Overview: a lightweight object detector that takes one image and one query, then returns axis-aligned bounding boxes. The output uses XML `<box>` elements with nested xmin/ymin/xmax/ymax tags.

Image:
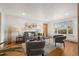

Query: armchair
<box><xmin>26</xmin><ymin>41</ymin><xmax>45</xmax><ymax>56</ymax></box>
<box><xmin>54</xmin><ymin>35</ymin><xmax>66</xmax><ymax>46</ymax></box>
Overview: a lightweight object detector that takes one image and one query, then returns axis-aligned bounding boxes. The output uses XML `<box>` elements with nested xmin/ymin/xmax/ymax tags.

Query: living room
<box><xmin>0</xmin><ymin>3</ymin><xmax>78</xmax><ymax>56</ymax></box>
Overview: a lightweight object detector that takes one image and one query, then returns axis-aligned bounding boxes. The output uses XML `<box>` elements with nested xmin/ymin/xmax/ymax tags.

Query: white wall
<box><xmin>37</xmin><ymin>24</ymin><xmax>43</xmax><ymax>33</ymax></box>
<box><xmin>4</xmin><ymin>14</ymin><xmax>26</xmax><ymax>41</ymax></box>
<box><xmin>0</xmin><ymin>12</ymin><xmax>6</xmax><ymax>48</ymax></box>
<box><xmin>0</xmin><ymin>5</ymin><xmax>6</xmax><ymax>48</ymax></box>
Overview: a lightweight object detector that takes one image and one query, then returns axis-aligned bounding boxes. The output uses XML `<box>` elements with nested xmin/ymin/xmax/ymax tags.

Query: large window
<box><xmin>54</xmin><ymin>20</ymin><xmax>73</xmax><ymax>34</ymax></box>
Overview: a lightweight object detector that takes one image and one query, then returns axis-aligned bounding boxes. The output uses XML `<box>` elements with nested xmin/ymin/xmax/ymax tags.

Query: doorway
<box><xmin>43</xmin><ymin>23</ymin><xmax>48</xmax><ymax>37</ymax></box>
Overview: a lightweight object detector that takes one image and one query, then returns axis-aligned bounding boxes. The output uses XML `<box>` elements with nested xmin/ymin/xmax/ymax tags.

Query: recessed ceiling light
<box><xmin>64</xmin><ymin>13</ymin><xmax>69</xmax><ymax>16</ymax></box>
<box><xmin>22</xmin><ymin>13</ymin><xmax>26</xmax><ymax>16</ymax></box>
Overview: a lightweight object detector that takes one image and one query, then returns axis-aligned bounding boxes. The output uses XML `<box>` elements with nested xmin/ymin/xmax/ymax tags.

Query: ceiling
<box><xmin>0</xmin><ymin>3</ymin><xmax>77</xmax><ymax>23</ymax></box>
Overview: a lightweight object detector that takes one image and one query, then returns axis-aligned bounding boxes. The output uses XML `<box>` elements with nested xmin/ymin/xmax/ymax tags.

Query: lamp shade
<box><xmin>16</xmin><ymin>28</ymin><xmax>21</xmax><ymax>32</ymax></box>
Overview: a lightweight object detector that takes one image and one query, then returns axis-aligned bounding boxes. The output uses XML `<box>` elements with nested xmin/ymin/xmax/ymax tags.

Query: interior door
<box><xmin>43</xmin><ymin>23</ymin><xmax>48</xmax><ymax>37</ymax></box>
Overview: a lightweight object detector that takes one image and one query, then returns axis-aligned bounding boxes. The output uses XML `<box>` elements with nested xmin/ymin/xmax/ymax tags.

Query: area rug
<box><xmin>0</xmin><ymin>47</ymin><xmax>22</xmax><ymax>56</ymax></box>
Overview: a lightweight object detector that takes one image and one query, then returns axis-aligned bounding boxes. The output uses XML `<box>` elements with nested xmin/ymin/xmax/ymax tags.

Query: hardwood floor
<box><xmin>0</xmin><ymin>42</ymin><xmax>64</xmax><ymax>56</ymax></box>
<box><xmin>48</xmin><ymin>47</ymin><xmax>64</xmax><ymax>56</ymax></box>
<box><xmin>0</xmin><ymin>39</ymin><xmax>78</xmax><ymax>56</ymax></box>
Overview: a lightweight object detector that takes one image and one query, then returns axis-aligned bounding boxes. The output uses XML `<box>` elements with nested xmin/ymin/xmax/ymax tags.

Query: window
<box><xmin>54</xmin><ymin>20</ymin><xmax>73</xmax><ymax>34</ymax></box>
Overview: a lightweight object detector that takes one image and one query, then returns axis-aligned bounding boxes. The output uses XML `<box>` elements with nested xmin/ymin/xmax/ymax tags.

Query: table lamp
<box><xmin>16</xmin><ymin>28</ymin><xmax>21</xmax><ymax>36</ymax></box>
